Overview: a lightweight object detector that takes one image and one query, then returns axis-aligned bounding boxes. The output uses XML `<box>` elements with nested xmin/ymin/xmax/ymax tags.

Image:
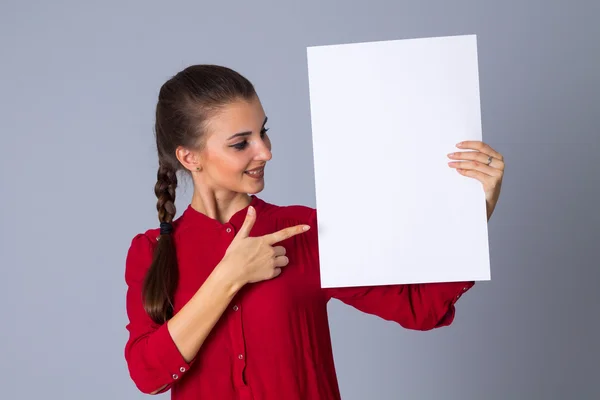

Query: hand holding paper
<box><xmin>447</xmin><ymin>140</ymin><xmax>505</xmax><ymax>220</ymax></box>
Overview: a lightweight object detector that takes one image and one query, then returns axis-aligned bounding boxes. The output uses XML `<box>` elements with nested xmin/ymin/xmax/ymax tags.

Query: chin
<box><xmin>246</xmin><ymin>185</ymin><xmax>265</xmax><ymax>195</ymax></box>
<box><xmin>244</xmin><ymin>180</ymin><xmax>265</xmax><ymax>195</ymax></box>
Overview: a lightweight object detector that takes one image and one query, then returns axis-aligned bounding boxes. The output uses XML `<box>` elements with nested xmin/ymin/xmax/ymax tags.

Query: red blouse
<box><xmin>124</xmin><ymin>195</ymin><xmax>474</xmax><ymax>399</ymax></box>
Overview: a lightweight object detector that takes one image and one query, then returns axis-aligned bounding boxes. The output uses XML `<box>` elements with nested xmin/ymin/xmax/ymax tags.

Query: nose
<box><xmin>254</xmin><ymin>137</ymin><xmax>272</xmax><ymax>161</ymax></box>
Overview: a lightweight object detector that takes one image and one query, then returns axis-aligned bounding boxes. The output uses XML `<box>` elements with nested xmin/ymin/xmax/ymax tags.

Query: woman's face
<box><xmin>195</xmin><ymin>95</ymin><xmax>272</xmax><ymax>195</ymax></box>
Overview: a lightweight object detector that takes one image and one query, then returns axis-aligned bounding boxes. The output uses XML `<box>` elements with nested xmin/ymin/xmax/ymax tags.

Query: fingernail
<box><xmin>457</xmin><ymin>142</ymin><xmax>463</xmax><ymax>147</ymax></box>
<box><xmin>248</xmin><ymin>206</ymin><xmax>254</xmax><ymax>214</ymax></box>
<box><xmin>303</xmin><ymin>225</ymin><xmax>310</xmax><ymax>231</ymax></box>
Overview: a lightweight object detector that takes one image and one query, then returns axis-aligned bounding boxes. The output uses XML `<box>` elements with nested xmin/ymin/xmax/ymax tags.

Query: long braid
<box><xmin>142</xmin><ymin>163</ymin><xmax>179</xmax><ymax>323</ymax></box>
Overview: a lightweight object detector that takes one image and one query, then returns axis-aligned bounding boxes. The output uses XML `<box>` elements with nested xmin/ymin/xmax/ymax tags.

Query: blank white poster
<box><xmin>306</xmin><ymin>34</ymin><xmax>491</xmax><ymax>288</ymax></box>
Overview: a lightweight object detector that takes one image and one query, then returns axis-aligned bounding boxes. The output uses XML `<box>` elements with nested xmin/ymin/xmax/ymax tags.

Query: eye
<box><xmin>231</xmin><ymin>141</ymin><xmax>249</xmax><ymax>150</ymax></box>
<box><xmin>230</xmin><ymin>128</ymin><xmax>270</xmax><ymax>151</ymax></box>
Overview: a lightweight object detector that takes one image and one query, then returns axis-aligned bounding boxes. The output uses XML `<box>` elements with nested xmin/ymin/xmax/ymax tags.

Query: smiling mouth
<box><xmin>245</xmin><ymin>167</ymin><xmax>264</xmax><ymax>178</ymax></box>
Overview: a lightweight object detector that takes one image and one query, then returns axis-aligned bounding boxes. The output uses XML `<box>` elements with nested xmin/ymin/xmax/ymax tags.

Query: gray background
<box><xmin>1</xmin><ymin>0</ymin><xmax>598</xmax><ymax>399</ymax></box>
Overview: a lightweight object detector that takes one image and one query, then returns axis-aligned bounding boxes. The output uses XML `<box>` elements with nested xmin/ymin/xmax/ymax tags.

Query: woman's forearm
<box><xmin>166</xmin><ymin>260</ymin><xmax>244</xmax><ymax>363</ymax></box>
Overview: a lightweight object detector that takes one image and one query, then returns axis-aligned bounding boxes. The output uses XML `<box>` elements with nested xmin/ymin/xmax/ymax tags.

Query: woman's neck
<box><xmin>190</xmin><ymin>190</ymin><xmax>251</xmax><ymax>224</ymax></box>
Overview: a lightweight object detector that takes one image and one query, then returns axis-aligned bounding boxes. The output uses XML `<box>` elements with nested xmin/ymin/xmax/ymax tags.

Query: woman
<box><xmin>124</xmin><ymin>65</ymin><xmax>505</xmax><ymax>399</ymax></box>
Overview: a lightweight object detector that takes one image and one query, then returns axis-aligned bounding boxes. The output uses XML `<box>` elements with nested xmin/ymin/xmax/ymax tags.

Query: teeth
<box><xmin>246</xmin><ymin>168</ymin><xmax>263</xmax><ymax>175</ymax></box>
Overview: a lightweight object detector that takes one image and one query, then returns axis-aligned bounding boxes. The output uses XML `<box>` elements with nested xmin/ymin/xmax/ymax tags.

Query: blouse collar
<box><xmin>180</xmin><ymin>194</ymin><xmax>265</xmax><ymax>230</ymax></box>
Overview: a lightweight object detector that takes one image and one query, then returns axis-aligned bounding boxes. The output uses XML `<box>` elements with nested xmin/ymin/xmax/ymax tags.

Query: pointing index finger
<box><xmin>265</xmin><ymin>224</ymin><xmax>311</xmax><ymax>244</ymax></box>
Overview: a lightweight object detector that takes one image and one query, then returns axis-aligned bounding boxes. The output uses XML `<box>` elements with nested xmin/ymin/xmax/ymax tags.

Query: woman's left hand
<box><xmin>447</xmin><ymin>140</ymin><xmax>505</xmax><ymax>220</ymax></box>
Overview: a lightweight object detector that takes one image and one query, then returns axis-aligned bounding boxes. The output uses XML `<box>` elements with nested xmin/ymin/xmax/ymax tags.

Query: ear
<box><xmin>175</xmin><ymin>146</ymin><xmax>202</xmax><ymax>172</ymax></box>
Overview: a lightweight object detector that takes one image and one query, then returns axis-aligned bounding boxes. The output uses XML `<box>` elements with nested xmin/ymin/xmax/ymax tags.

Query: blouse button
<box><xmin>226</xmin><ymin>227</ymin><xmax>232</xmax><ymax>233</ymax></box>
<box><xmin>238</xmin><ymin>354</ymin><xmax>244</xmax><ymax>360</ymax></box>
<box><xmin>172</xmin><ymin>374</ymin><xmax>179</xmax><ymax>380</ymax></box>
<box><xmin>180</xmin><ymin>367</ymin><xmax>186</xmax><ymax>373</ymax></box>
<box><xmin>233</xmin><ymin>305</ymin><xmax>239</xmax><ymax>311</ymax></box>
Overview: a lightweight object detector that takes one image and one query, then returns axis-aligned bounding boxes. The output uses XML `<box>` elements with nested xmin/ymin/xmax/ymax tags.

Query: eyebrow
<box><xmin>227</xmin><ymin>116</ymin><xmax>268</xmax><ymax>140</ymax></box>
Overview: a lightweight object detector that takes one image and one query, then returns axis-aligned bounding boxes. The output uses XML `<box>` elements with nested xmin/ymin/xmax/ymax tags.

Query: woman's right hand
<box><xmin>222</xmin><ymin>206</ymin><xmax>311</xmax><ymax>285</ymax></box>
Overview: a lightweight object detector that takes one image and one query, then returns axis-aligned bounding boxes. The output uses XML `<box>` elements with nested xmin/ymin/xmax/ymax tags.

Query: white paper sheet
<box><xmin>306</xmin><ymin>34</ymin><xmax>491</xmax><ymax>288</ymax></box>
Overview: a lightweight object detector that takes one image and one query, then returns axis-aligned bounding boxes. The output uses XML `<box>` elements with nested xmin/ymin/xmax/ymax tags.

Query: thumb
<box><xmin>236</xmin><ymin>205</ymin><xmax>256</xmax><ymax>239</ymax></box>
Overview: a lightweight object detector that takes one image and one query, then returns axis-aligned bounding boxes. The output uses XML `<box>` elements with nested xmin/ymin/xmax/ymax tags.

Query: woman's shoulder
<box><xmin>258</xmin><ymin>197</ymin><xmax>317</xmax><ymax>227</ymax></box>
<box><xmin>123</xmin><ymin>228</ymin><xmax>158</xmax><ymax>283</ymax></box>
<box><xmin>257</xmin><ymin>198</ymin><xmax>319</xmax><ymax>251</ymax></box>
<box><xmin>124</xmin><ymin>219</ymin><xmax>185</xmax><ymax>281</ymax></box>
<box><xmin>128</xmin><ymin>228</ymin><xmax>160</xmax><ymax>248</ymax></box>
<box><xmin>124</xmin><ymin>220</ymin><xmax>186</xmax><ymax>283</ymax></box>
<box><xmin>128</xmin><ymin>213</ymin><xmax>190</xmax><ymax>248</ymax></box>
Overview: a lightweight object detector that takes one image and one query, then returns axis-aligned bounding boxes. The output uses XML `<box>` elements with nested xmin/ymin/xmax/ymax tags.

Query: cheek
<box><xmin>209</xmin><ymin>153</ymin><xmax>248</xmax><ymax>176</ymax></box>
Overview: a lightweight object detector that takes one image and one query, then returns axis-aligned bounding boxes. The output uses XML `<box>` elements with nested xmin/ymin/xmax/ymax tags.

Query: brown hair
<box><xmin>143</xmin><ymin>65</ymin><xmax>257</xmax><ymax>324</ymax></box>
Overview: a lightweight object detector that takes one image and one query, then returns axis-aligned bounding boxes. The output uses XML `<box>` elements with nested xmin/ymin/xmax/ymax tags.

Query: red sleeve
<box><xmin>306</xmin><ymin>209</ymin><xmax>475</xmax><ymax>331</ymax></box>
<box><xmin>123</xmin><ymin>233</ymin><xmax>192</xmax><ymax>394</ymax></box>
<box><xmin>324</xmin><ymin>281</ymin><xmax>474</xmax><ymax>330</ymax></box>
